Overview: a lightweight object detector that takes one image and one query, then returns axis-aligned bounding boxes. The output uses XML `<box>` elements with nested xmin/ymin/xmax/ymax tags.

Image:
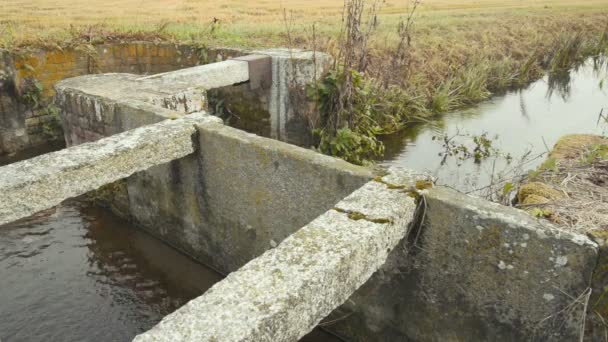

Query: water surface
<box><xmin>0</xmin><ymin>201</ymin><xmax>342</xmax><ymax>341</ymax></box>
<box><xmin>0</xmin><ymin>202</ymin><xmax>223</xmax><ymax>341</ymax></box>
<box><xmin>381</xmin><ymin>58</ymin><xmax>608</xmax><ymax>193</ymax></box>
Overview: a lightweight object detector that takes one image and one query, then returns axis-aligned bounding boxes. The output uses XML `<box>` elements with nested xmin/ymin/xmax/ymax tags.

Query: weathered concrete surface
<box><xmin>324</xmin><ymin>185</ymin><xmax>598</xmax><ymax>341</ymax></box>
<box><xmin>210</xmin><ymin>49</ymin><xmax>332</xmax><ymax>146</ymax></box>
<box><xmin>256</xmin><ymin>49</ymin><xmax>330</xmax><ymax>144</ymax></box>
<box><xmin>0</xmin><ymin>50</ymin><xmax>63</xmax><ymax>154</ymax></box>
<box><xmin>56</xmin><ymin>74</ymin><xmax>189</xmax><ymax>145</ymax></box>
<box><xmin>1</xmin><ymin>43</ymin><xmax>213</xmax><ymax>155</ymax></box>
<box><xmin>134</xmin><ymin>169</ymin><xmax>420</xmax><ymax>342</ymax></box>
<box><xmin>128</xmin><ymin>122</ymin><xmax>374</xmax><ymax>273</ymax></box>
<box><xmin>54</xmin><ymin>53</ymin><xmax>367</xmax><ymax>276</ymax></box>
<box><xmin>49</xmin><ymin>55</ymin><xmax>603</xmax><ymax>341</ymax></box>
<box><xmin>138</xmin><ymin>59</ymin><xmax>249</xmax><ymax>88</ymax></box>
<box><xmin>0</xmin><ymin>113</ymin><xmax>219</xmax><ymax>226</ymax></box>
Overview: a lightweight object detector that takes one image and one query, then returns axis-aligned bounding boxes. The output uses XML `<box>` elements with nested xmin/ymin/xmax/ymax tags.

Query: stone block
<box><xmin>0</xmin><ymin>113</ymin><xmax>216</xmax><ymax>226</ymax></box>
<box><xmin>325</xmin><ymin>185</ymin><xmax>599</xmax><ymax>341</ymax></box>
<box><xmin>134</xmin><ymin>170</ymin><xmax>418</xmax><ymax>342</ymax></box>
<box><xmin>232</xmin><ymin>54</ymin><xmax>272</xmax><ymax>90</ymax></box>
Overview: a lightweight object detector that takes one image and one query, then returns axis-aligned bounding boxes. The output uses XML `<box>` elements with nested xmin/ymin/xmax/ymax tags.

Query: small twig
<box><xmin>319</xmin><ymin>312</ymin><xmax>353</xmax><ymax>326</ymax></box>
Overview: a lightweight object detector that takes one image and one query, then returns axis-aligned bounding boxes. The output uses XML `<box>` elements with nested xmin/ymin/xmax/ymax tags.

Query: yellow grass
<box><xmin>1</xmin><ymin>0</ymin><xmax>607</xmax><ymax>49</ymax></box>
<box><xmin>1</xmin><ymin>0</ymin><xmax>606</xmax><ymax>27</ymax></box>
<box><xmin>2</xmin><ymin>0</ymin><xmax>606</xmax><ymax>113</ymax></box>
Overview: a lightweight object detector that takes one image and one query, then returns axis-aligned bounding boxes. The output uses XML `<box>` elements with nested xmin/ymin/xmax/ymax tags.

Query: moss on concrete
<box><xmin>518</xmin><ymin>182</ymin><xmax>564</xmax><ymax>203</ymax></box>
<box><xmin>522</xmin><ymin>194</ymin><xmax>551</xmax><ymax>205</ymax></box>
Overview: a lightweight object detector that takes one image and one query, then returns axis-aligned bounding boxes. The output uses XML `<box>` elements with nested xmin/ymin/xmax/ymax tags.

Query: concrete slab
<box><xmin>134</xmin><ymin>169</ymin><xmax>420</xmax><ymax>342</ymax></box>
<box><xmin>0</xmin><ymin>113</ymin><xmax>219</xmax><ymax>226</ymax></box>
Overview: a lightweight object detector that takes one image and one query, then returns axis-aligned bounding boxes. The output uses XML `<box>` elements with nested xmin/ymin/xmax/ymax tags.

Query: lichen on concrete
<box><xmin>134</xmin><ymin>168</ymin><xmax>418</xmax><ymax>342</ymax></box>
<box><xmin>0</xmin><ymin>112</ymin><xmax>217</xmax><ymax>226</ymax></box>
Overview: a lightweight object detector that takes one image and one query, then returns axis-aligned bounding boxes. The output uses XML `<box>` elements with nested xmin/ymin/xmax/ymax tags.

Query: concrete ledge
<box><xmin>324</xmin><ymin>185</ymin><xmax>599</xmax><ymax>341</ymax></box>
<box><xmin>126</xmin><ymin>121</ymin><xmax>374</xmax><ymax>274</ymax></box>
<box><xmin>0</xmin><ymin>113</ymin><xmax>219</xmax><ymax>226</ymax></box>
<box><xmin>138</xmin><ymin>59</ymin><xmax>249</xmax><ymax>89</ymax></box>
<box><xmin>416</xmin><ymin>187</ymin><xmax>598</xmax><ymax>339</ymax></box>
<box><xmin>134</xmin><ymin>169</ymin><xmax>419</xmax><ymax>342</ymax></box>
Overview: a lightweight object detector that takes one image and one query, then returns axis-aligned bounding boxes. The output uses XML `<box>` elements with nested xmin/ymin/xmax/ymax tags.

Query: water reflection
<box><xmin>381</xmin><ymin>58</ymin><xmax>608</xmax><ymax>193</ymax></box>
<box><xmin>0</xmin><ymin>201</ymin><xmax>342</xmax><ymax>342</ymax></box>
<box><xmin>0</xmin><ymin>202</ymin><xmax>222</xmax><ymax>341</ymax></box>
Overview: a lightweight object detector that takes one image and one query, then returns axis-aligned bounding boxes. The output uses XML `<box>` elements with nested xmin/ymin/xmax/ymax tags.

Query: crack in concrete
<box><xmin>332</xmin><ymin>207</ymin><xmax>392</xmax><ymax>224</ymax></box>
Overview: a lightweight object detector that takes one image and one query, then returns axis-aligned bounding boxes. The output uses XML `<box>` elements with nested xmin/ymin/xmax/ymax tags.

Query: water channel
<box><xmin>0</xmin><ymin>161</ymin><xmax>339</xmax><ymax>341</ymax></box>
<box><xmin>2</xmin><ymin>57</ymin><xmax>606</xmax><ymax>342</ymax></box>
<box><xmin>381</xmin><ymin>58</ymin><xmax>608</xmax><ymax>194</ymax></box>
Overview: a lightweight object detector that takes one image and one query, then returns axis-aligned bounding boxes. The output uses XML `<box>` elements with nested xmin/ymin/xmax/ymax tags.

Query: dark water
<box><xmin>0</xmin><ymin>202</ymin><xmax>222</xmax><ymax>341</ymax></box>
<box><xmin>381</xmin><ymin>58</ymin><xmax>608</xmax><ymax>193</ymax></box>
<box><xmin>0</xmin><ymin>148</ymin><xmax>340</xmax><ymax>341</ymax></box>
<box><xmin>0</xmin><ymin>141</ymin><xmax>65</xmax><ymax>167</ymax></box>
<box><xmin>0</xmin><ymin>200</ymin><xmax>341</xmax><ymax>342</ymax></box>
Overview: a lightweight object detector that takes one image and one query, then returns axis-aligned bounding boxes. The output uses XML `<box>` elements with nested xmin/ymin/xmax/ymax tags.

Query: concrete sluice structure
<box><xmin>0</xmin><ymin>48</ymin><xmax>602</xmax><ymax>341</ymax></box>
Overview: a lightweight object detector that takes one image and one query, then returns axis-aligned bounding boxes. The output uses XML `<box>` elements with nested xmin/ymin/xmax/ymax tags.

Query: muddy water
<box><xmin>381</xmin><ymin>58</ymin><xmax>608</xmax><ymax>193</ymax></box>
<box><xmin>0</xmin><ymin>169</ymin><xmax>340</xmax><ymax>340</ymax></box>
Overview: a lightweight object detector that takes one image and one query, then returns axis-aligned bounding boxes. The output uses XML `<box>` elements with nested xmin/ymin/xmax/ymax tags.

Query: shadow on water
<box><xmin>0</xmin><ymin>200</ymin><xmax>341</xmax><ymax>342</ymax></box>
<box><xmin>0</xmin><ymin>140</ymin><xmax>65</xmax><ymax>167</ymax></box>
<box><xmin>380</xmin><ymin>57</ymin><xmax>608</xmax><ymax>193</ymax></box>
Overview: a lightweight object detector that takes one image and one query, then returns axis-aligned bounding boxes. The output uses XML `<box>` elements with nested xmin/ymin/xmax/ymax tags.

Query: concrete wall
<box><xmin>0</xmin><ymin>50</ymin><xmax>58</xmax><ymax>154</ymax></box>
<box><xmin>57</xmin><ymin>76</ymin><xmax>373</xmax><ymax>272</ymax></box>
<box><xmin>0</xmin><ymin>43</ymin><xmax>242</xmax><ymax>155</ymax></box>
<box><xmin>324</xmin><ymin>185</ymin><xmax>598</xmax><ymax>341</ymax></box>
<box><xmin>0</xmin><ymin>113</ymin><xmax>217</xmax><ymax>226</ymax></box>
<box><xmin>209</xmin><ymin>49</ymin><xmax>331</xmax><ymax>146</ymax></box>
<box><xmin>51</xmin><ymin>61</ymin><xmax>603</xmax><ymax>341</ymax></box>
<box><xmin>135</xmin><ymin>169</ymin><xmax>420</xmax><ymax>342</ymax></box>
<box><xmin>1</xmin><ymin>44</ymin><xmax>327</xmax><ymax>156</ymax></box>
<box><xmin>128</xmin><ymin>122</ymin><xmax>373</xmax><ymax>272</ymax></box>
<box><xmin>132</xmin><ymin>167</ymin><xmax>599</xmax><ymax>341</ymax></box>
<box><xmin>55</xmin><ymin>55</ymin><xmax>371</xmax><ymax>273</ymax></box>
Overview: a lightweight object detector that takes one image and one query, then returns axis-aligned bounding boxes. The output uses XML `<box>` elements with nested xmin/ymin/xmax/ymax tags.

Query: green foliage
<box><xmin>196</xmin><ymin>44</ymin><xmax>209</xmax><ymax>64</ymax></box>
<box><xmin>310</xmin><ymin>69</ymin><xmax>385</xmax><ymax>165</ymax></box>
<box><xmin>472</xmin><ymin>133</ymin><xmax>496</xmax><ymax>162</ymax></box>
<box><xmin>311</xmin><ymin>68</ymin><xmax>431</xmax><ymax>164</ymax></box>
<box><xmin>540</xmin><ymin>157</ymin><xmax>559</xmax><ymax>172</ymax></box>
<box><xmin>583</xmin><ymin>144</ymin><xmax>608</xmax><ymax>163</ymax></box>
<box><xmin>20</xmin><ymin>77</ymin><xmax>43</xmax><ymax>108</ymax></box>
<box><xmin>529</xmin><ymin>207</ymin><xmax>553</xmax><ymax>218</ymax></box>
<box><xmin>433</xmin><ymin>131</ymin><xmax>508</xmax><ymax>164</ymax></box>
<box><xmin>314</xmin><ymin>127</ymin><xmax>383</xmax><ymax>165</ymax></box>
<box><xmin>503</xmin><ymin>182</ymin><xmax>514</xmax><ymax>197</ymax></box>
<box><xmin>309</xmin><ymin>70</ymin><xmax>384</xmax><ymax>164</ymax></box>
<box><xmin>428</xmin><ymin>83</ymin><xmax>453</xmax><ymax>113</ymax></box>
<box><xmin>42</xmin><ymin>103</ymin><xmax>63</xmax><ymax>139</ymax></box>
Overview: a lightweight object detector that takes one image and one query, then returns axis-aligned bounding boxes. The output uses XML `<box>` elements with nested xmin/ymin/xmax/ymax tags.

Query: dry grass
<box><xmin>1</xmin><ymin>0</ymin><xmax>607</xmax><ymax>49</ymax></box>
<box><xmin>526</xmin><ymin>160</ymin><xmax>608</xmax><ymax>234</ymax></box>
<box><xmin>519</xmin><ymin>138</ymin><xmax>608</xmax><ymax>234</ymax></box>
<box><xmin>2</xmin><ymin>1</ymin><xmax>607</xmax><ymax>92</ymax></box>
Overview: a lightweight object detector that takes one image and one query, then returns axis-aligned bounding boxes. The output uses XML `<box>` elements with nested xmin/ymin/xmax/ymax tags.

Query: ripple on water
<box><xmin>0</xmin><ymin>201</ymin><xmax>342</xmax><ymax>342</ymax></box>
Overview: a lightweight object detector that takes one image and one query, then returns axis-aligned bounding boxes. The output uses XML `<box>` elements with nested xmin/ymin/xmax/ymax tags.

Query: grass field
<box><xmin>1</xmin><ymin>0</ymin><xmax>607</xmax><ymax>49</ymax></box>
<box><xmin>2</xmin><ymin>0</ymin><xmax>608</xmax><ymax>162</ymax></box>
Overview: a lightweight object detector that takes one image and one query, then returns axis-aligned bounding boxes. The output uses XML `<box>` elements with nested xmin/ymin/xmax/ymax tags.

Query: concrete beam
<box><xmin>134</xmin><ymin>169</ymin><xmax>423</xmax><ymax>342</ymax></box>
<box><xmin>0</xmin><ymin>113</ymin><xmax>220</xmax><ymax>226</ymax></box>
<box><xmin>231</xmin><ymin>54</ymin><xmax>272</xmax><ymax>90</ymax></box>
<box><xmin>137</xmin><ymin>59</ymin><xmax>250</xmax><ymax>89</ymax></box>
